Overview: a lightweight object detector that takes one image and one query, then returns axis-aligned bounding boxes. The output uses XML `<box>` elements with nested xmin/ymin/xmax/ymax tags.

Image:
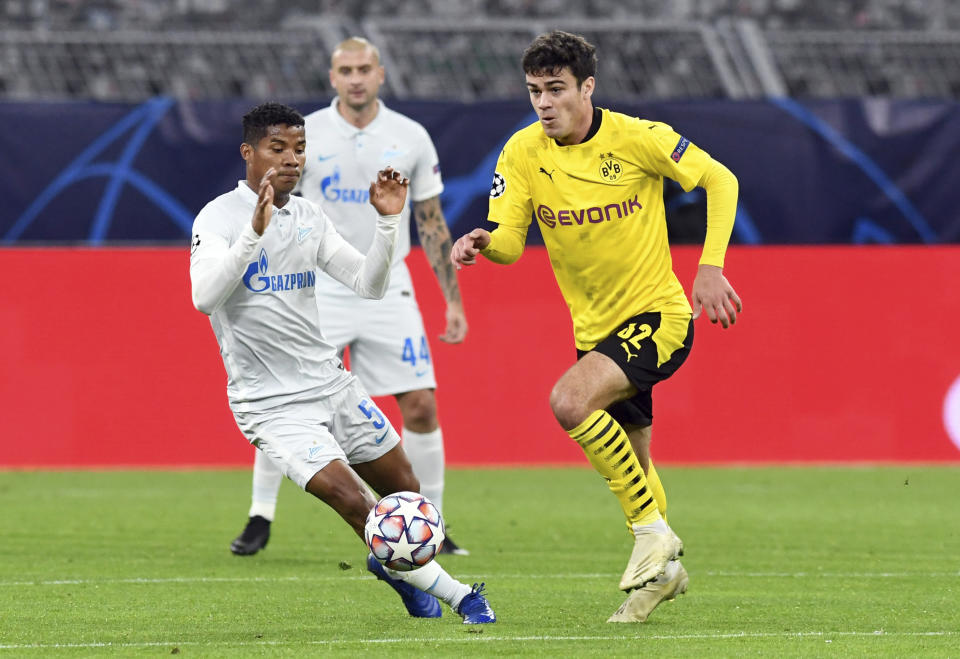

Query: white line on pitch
<box><xmin>1</xmin><ymin>631</ymin><xmax>958</xmax><ymax>651</ymax></box>
<box><xmin>702</xmin><ymin>570</ymin><xmax>960</xmax><ymax>578</ymax></box>
<box><xmin>0</xmin><ymin>570</ymin><xmax>958</xmax><ymax>587</ymax></box>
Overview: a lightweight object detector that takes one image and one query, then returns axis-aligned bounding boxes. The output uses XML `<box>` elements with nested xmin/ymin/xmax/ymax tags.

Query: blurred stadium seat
<box><xmin>0</xmin><ymin>30</ymin><xmax>336</xmax><ymax>100</ymax></box>
<box><xmin>2</xmin><ymin>0</ymin><xmax>960</xmax><ymax>100</ymax></box>
<box><xmin>764</xmin><ymin>29</ymin><xmax>960</xmax><ymax>97</ymax></box>
<box><xmin>362</xmin><ymin>19</ymin><xmax>740</xmax><ymax>100</ymax></box>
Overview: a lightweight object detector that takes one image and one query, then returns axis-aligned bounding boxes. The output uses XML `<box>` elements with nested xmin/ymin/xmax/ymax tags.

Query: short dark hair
<box><xmin>241</xmin><ymin>102</ymin><xmax>304</xmax><ymax>146</ymax></box>
<box><xmin>522</xmin><ymin>30</ymin><xmax>597</xmax><ymax>87</ymax></box>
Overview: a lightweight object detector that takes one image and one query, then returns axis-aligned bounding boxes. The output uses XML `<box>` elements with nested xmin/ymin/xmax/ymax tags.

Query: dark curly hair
<box><xmin>241</xmin><ymin>102</ymin><xmax>304</xmax><ymax>146</ymax></box>
<box><xmin>522</xmin><ymin>30</ymin><xmax>598</xmax><ymax>87</ymax></box>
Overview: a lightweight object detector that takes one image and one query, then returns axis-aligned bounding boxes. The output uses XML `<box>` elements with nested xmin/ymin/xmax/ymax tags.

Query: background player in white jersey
<box><xmin>230</xmin><ymin>38</ymin><xmax>470</xmax><ymax>557</ymax></box>
<box><xmin>191</xmin><ymin>102</ymin><xmax>494</xmax><ymax>623</ymax></box>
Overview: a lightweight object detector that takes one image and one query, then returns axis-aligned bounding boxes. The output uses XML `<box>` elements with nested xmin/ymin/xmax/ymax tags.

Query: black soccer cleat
<box><xmin>438</xmin><ymin>534</ymin><xmax>470</xmax><ymax>556</ymax></box>
<box><xmin>230</xmin><ymin>515</ymin><xmax>271</xmax><ymax>556</ymax></box>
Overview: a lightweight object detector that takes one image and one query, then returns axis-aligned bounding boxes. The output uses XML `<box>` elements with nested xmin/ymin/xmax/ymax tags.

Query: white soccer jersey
<box><xmin>190</xmin><ymin>181</ymin><xmax>400</xmax><ymax>413</ymax></box>
<box><xmin>297</xmin><ymin>99</ymin><xmax>443</xmax><ymax>395</ymax></box>
<box><xmin>298</xmin><ymin>98</ymin><xmax>444</xmax><ymax>266</ymax></box>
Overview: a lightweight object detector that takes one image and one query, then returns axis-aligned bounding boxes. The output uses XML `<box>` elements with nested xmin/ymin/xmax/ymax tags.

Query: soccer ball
<box><xmin>364</xmin><ymin>491</ymin><xmax>445</xmax><ymax>571</ymax></box>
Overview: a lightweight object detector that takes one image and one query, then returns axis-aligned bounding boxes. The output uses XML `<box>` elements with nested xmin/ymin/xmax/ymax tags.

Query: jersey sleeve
<box><xmin>312</xmin><ymin>200</ymin><xmax>399</xmax><ymax>299</ymax></box>
<box><xmin>632</xmin><ymin>120</ymin><xmax>712</xmax><ymax>192</ymax></box>
<box><xmin>310</xmin><ymin>202</ymin><xmax>351</xmax><ymax>266</ymax></box>
<box><xmin>189</xmin><ymin>203</ymin><xmax>261</xmax><ymax>315</ymax></box>
<box><xmin>481</xmin><ymin>224</ymin><xmax>528</xmax><ymax>264</ymax></box>
<box><xmin>698</xmin><ymin>159</ymin><xmax>738</xmax><ymax>267</ymax></box>
<box><xmin>486</xmin><ymin>136</ymin><xmax>533</xmax><ymax>228</ymax></box>
<box><xmin>409</xmin><ymin>124</ymin><xmax>444</xmax><ymax>203</ymax></box>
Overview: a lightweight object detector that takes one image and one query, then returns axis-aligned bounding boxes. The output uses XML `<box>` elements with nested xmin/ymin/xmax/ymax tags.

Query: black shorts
<box><xmin>577</xmin><ymin>312</ymin><xmax>694</xmax><ymax>427</ymax></box>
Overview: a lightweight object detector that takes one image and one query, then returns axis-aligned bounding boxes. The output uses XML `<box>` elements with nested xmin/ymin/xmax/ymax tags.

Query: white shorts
<box><xmin>232</xmin><ymin>377</ymin><xmax>401</xmax><ymax>490</ymax></box>
<box><xmin>315</xmin><ymin>262</ymin><xmax>437</xmax><ymax>396</ymax></box>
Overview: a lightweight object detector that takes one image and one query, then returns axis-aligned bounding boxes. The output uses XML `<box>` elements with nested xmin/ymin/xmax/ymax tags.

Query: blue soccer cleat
<box><xmin>456</xmin><ymin>582</ymin><xmax>497</xmax><ymax>624</ymax></box>
<box><xmin>366</xmin><ymin>554</ymin><xmax>442</xmax><ymax>618</ymax></box>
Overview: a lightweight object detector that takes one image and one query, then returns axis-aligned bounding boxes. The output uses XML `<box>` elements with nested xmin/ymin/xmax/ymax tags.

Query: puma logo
<box><xmin>538</xmin><ymin>167</ymin><xmax>555</xmax><ymax>182</ymax></box>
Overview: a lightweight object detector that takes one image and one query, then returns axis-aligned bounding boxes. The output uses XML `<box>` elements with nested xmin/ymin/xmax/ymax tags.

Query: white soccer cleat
<box><xmin>669</xmin><ymin>525</ymin><xmax>684</xmax><ymax>557</ymax></box>
<box><xmin>608</xmin><ymin>559</ymin><xmax>689</xmax><ymax>623</ymax></box>
<box><xmin>618</xmin><ymin>520</ymin><xmax>683</xmax><ymax>591</ymax></box>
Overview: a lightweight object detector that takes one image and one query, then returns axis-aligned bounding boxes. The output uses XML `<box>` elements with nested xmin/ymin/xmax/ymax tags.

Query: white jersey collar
<box><xmin>329</xmin><ymin>97</ymin><xmax>388</xmax><ymax>137</ymax></box>
<box><xmin>235</xmin><ymin>179</ymin><xmax>294</xmax><ymax>214</ymax></box>
<box><xmin>236</xmin><ymin>180</ymin><xmax>258</xmax><ymax>205</ymax></box>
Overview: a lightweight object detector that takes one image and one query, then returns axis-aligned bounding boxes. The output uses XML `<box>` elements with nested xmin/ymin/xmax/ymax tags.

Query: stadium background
<box><xmin>2</xmin><ymin>0</ymin><xmax>959</xmax><ymax>466</ymax></box>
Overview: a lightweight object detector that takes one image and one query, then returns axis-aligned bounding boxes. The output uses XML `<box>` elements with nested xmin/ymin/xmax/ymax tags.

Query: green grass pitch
<box><xmin>1</xmin><ymin>466</ymin><xmax>958</xmax><ymax>656</ymax></box>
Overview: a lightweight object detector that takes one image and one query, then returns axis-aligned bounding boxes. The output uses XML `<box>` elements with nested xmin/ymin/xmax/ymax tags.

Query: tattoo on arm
<box><xmin>413</xmin><ymin>196</ymin><xmax>461</xmax><ymax>305</ymax></box>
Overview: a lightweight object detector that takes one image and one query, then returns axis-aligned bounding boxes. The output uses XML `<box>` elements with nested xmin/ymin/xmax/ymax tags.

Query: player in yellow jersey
<box><xmin>452</xmin><ymin>30</ymin><xmax>742</xmax><ymax>623</ymax></box>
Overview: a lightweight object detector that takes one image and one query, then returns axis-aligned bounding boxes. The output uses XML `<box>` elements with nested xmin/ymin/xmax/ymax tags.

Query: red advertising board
<box><xmin>2</xmin><ymin>246</ymin><xmax>958</xmax><ymax>467</ymax></box>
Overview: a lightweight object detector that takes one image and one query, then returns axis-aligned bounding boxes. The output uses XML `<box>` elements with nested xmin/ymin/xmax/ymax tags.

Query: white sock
<box><xmin>402</xmin><ymin>427</ymin><xmax>445</xmax><ymax>512</ymax></box>
<box><xmin>248</xmin><ymin>449</ymin><xmax>283</xmax><ymax>521</ymax></box>
<box><xmin>631</xmin><ymin>518</ymin><xmax>669</xmax><ymax>536</ymax></box>
<box><xmin>384</xmin><ymin>560</ymin><xmax>472</xmax><ymax>610</ymax></box>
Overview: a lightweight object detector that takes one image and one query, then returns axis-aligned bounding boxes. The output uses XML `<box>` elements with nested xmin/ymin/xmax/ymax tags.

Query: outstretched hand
<box><xmin>368</xmin><ymin>167</ymin><xmax>410</xmax><ymax>216</ymax></box>
<box><xmin>450</xmin><ymin>228</ymin><xmax>491</xmax><ymax>270</ymax></box>
<box><xmin>251</xmin><ymin>168</ymin><xmax>275</xmax><ymax>236</ymax></box>
<box><xmin>691</xmin><ymin>264</ymin><xmax>742</xmax><ymax>328</ymax></box>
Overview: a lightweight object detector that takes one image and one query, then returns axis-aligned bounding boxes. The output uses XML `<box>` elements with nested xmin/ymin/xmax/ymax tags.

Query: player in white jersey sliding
<box><xmin>190</xmin><ymin>102</ymin><xmax>494</xmax><ymax>623</ymax></box>
<box><xmin>230</xmin><ymin>37</ymin><xmax>469</xmax><ymax>557</ymax></box>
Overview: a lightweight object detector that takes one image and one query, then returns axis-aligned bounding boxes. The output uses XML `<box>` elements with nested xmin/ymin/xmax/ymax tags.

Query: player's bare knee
<box><xmin>307</xmin><ymin>475</ymin><xmax>369</xmax><ymax>525</ymax></box>
<box><xmin>397</xmin><ymin>389</ymin><xmax>437</xmax><ymax>431</ymax></box>
<box><xmin>403</xmin><ymin>403</ymin><xmax>436</xmax><ymax>431</ymax></box>
<box><xmin>550</xmin><ymin>383</ymin><xmax>587</xmax><ymax>431</ymax></box>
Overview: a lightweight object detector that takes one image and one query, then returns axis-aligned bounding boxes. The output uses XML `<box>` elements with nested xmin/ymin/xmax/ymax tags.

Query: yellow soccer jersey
<box><xmin>488</xmin><ymin>108</ymin><xmax>713</xmax><ymax>350</ymax></box>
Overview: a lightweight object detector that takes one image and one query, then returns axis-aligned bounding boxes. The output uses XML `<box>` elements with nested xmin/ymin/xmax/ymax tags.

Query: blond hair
<box><xmin>331</xmin><ymin>37</ymin><xmax>381</xmax><ymax>66</ymax></box>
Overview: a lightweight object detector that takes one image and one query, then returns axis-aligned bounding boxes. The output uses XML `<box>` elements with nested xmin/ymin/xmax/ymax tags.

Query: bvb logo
<box><xmin>599</xmin><ymin>152</ymin><xmax>623</xmax><ymax>182</ymax></box>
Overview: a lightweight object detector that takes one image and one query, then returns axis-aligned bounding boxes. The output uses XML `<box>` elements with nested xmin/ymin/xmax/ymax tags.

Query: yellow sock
<box><xmin>646</xmin><ymin>460</ymin><xmax>668</xmax><ymax>524</ymax></box>
<box><xmin>569</xmin><ymin>410</ymin><xmax>661</xmax><ymax>526</ymax></box>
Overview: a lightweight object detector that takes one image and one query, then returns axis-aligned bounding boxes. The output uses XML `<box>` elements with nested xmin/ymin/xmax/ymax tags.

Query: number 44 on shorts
<box><xmin>401</xmin><ymin>336</ymin><xmax>431</xmax><ymax>368</ymax></box>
